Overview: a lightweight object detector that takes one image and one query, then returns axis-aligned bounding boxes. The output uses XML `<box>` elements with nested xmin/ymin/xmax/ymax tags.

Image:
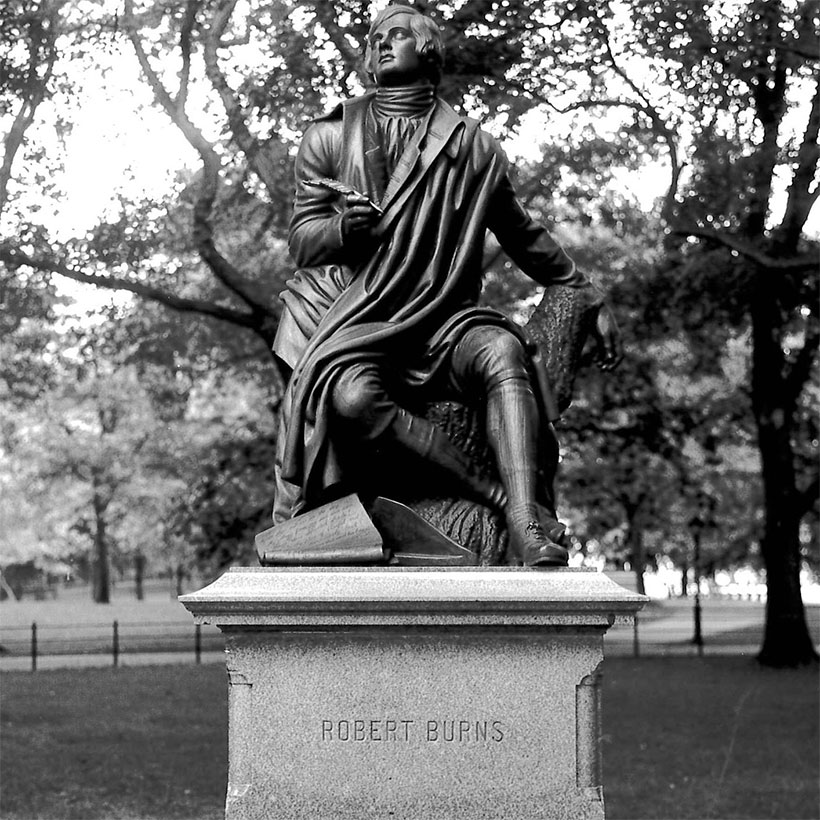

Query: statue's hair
<box><xmin>364</xmin><ymin>4</ymin><xmax>445</xmax><ymax>85</ymax></box>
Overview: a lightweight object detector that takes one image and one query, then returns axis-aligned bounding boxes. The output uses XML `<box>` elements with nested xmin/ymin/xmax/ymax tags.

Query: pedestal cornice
<box><xmin>179</xmin><ymin>567</ymin><xmax>646</xmax><ymax>629</ymax></box>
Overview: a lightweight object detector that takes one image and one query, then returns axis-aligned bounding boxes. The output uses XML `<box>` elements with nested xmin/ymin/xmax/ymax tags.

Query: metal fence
<box><xmin>0</xmin><ymin>620</ymin><xmax>225</xmax><ymax>670</ymax></box>
<box><xmin>1</xmin><ymin>598</ymin><xmax>817</xmax><ymax>671</ymax></box>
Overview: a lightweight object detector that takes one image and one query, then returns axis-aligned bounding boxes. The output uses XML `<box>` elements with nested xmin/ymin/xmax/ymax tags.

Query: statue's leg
<box><xmin>389</xmin><ymin>410</ymin><xmax>506</xmax><ymax>509</ymax></box>
<box><xmin>272</xmin><ymin>390</ymin><xmax>305</xmax><ymax>525</ymax></box>
<box><xmin>331</xmin><ymin>362</ymin><xmax>504</xmax><ymax>508</ymax></box>
<box><xmin>452</xmin><ymin>327</ymin><xmax>568</xmax><ymax>567</ymax></box>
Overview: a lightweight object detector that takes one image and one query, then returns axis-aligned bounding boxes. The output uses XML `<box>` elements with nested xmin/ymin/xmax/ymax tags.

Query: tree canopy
<box><xmin>1</xmin><ymin>0</ymin><xmax>817</xmax><ymax>663</ymax></box>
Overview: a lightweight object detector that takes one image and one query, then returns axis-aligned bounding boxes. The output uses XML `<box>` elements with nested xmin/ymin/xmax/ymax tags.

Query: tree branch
<box><xmin>778</xmin><ymin>71</ymin><xmax>820</xmax><ymax>250</ymax></box>
<box><xmin>676</xmin><ymin>226</ymin><xmax>820</xmax><ymax>272</ymax></box>
<box><xmin>305</xmin><ymin>1</ymin><xmax>370</xmax><ymax>89</ymax></box>
<box><xmin>515</xmin><ymin>86</ymin><xmax>683</xmax><ymax>220</ymax></box>
<box><xmin>516</xmin><ymin>6</ymin><xmax>682</xmax><ymax>226</ymax></box>
<box><xmin>0</xmin><ymin>0</ymin><xmax>65</xmax><ymax>216</ymax></box>
<box><xmin>122</xmin><ymin>0</ymin><xmax>270</xmax><ymax>314</ymax></box>
<box><xmin>766</xmin><ymin>42</ymin><xmax>820</xmax><ymax>61</ymax></box>
<box><xmin>0</xmin><ymin>247</ymin><xmax>262</xmax><ymax>331</ymax></box>
<box><xmin>797</xmin><ymin>474</ymin><xmax>820</xmax><ymax>517</ymax></box>
<box><xmin>543</xmin><ymin>97</ymin><xmax>647</xmax><ymax>116</ymax></box>
<box><xmin>589</xmin><ymin>7</ymin><xmax>682</xmax><ymax>221</ymax></box>
<box><xmin>783</xmin><ymin>321</ymin><xmax>820</xmax><ymax>412</ymax></box>
<box><xmin>202</xmin><ymin>0</ymin><xmax>243</xmax><ymax>134</ymax></box>
<box><xmin>202</xmin><ymin>2</ymin><xmax>267</xmax><ymax>169</ymax></box>
<box><xmin>744</xmin><ymin>10</ymin><xmax>790</xmax><ymax>237</ymax></box>
<box><xmin>175</xmin><ymin>0</ymin><xmax>201</xmax><ymax>112</ymax></box>
<box><xmin>200</xmin><ymin>0</ymin><xmax>290</xmax><ymax>197</ymax></box>
<box><xmin>592</xmin><ymin>12</ymin><xmax>652</xmax><ymax>111</ymax></box>
<box><xmin>122</xmin><ymin>0</ymin><xmax>213</xmax><ymax>159</ymax></box>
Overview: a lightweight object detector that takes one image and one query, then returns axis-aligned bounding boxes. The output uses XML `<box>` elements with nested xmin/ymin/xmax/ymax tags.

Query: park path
<box><xmin>607</xmin><ymin>597</ymin><xmax>820</xmax><ymax>656</ymax></box>
<box><xmin>2</xmin><ymin>579</ymin><xmax>818</xmax><ymax>670</ymax></box>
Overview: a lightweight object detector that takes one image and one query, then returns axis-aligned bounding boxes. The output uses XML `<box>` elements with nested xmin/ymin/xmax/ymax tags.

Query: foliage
<box><xmin>0</xmin><ymin>0</ymin><xmax>817</xmax><ymax>661</ymax></box>
<box><xmin>0</xmin><ymin>299</ymin><xmax>279</xmax><ymax>589</ymax></box>
<box><xmin>173</xmin><ymin>416</ymin><xmax>278</xmax><ymax>573</ymax></box>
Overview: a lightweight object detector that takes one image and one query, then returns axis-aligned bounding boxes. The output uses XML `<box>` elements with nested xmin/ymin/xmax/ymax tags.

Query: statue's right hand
<box><xmin>341</xmin><ymin>193</ymin><xmax>379</xmax><ymax>237</ymax></box>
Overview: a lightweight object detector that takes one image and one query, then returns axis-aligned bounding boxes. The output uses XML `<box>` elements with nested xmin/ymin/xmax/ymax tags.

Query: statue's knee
<box><xmin>332</xmin><ymin>377</ymin><xmax>373</xmax><ymax>423</ymax></box>
<box><xmin>453</xmin><ymin>327</ymin><xmax>531</xmax><ymax>392</ymax></box>
<box><xmin>487</xmin><ymin>330</ymin><xmax>527</xmax><ymax>366</ymax></box>
<box><xmin>331</xmin><ymin>368</ymin><xmax>398</xmax><ymax>441</ymax></box>
<box><xmin>478</xmin><ymin>330</ymin><xmax>529</xmax><ymax>385</ymax></box>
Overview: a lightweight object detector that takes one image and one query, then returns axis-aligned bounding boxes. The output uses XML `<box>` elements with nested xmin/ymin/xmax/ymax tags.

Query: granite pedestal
<box><xmin>180</xmin><ymin>567</ymin><xmax>645</xmax><ymax>820</ymax></box>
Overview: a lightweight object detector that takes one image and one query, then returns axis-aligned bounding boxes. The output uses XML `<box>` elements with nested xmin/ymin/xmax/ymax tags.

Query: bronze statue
<box><xmin>262</xmin><ymin>4</ymin><xmax>622</xmax><ymax>567</ymax></box>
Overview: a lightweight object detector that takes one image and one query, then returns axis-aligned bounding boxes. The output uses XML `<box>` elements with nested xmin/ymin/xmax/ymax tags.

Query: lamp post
<box><xmin>688</xmin><ymin>490</ymin><xmax>717</xmax><ymax>657</ymax></box>
<box><xmin>688</xmin><ymin>513</ymin><xmax>704</xmax><ymax>656</ymax></box>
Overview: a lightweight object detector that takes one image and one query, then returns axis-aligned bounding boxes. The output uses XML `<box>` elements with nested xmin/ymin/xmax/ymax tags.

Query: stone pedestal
<box><xmin>180</xmin><ymin>567</ymin><xmax>645</xmax><ymax>820</ymax></box>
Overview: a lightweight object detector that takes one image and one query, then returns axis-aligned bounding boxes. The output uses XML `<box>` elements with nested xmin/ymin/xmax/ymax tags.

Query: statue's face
<box><xmin>369</xmin><ymin>12</ymin><xmax>422</xmax><ymax>86</ymax></box>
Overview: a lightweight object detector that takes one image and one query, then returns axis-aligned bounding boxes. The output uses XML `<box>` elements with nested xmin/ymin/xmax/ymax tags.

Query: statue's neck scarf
<box><xmin>371</xmin><ymin>83</ymin><xmax>436</xmax><ymax>181</ymax></box>
<box><xmin>372</xmin><ymin>83</ymin><xmax>435</xmax><ymax>118</ymax></box>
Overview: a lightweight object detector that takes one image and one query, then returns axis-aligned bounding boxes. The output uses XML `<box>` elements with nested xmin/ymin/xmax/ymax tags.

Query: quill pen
<box><xmin>305</xmin><ymin>177</ymin><xmax>384</xmax><ymax>215</ymax></box>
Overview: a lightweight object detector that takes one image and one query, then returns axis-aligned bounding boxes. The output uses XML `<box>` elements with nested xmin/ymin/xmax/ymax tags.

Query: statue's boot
<box><xmin>389</xmin><ymin>409</ymin><xmax>506</xmax><ymax>510</ymax></box>
<box><xmin>486</xmin><ymin>377</ymin><xmax>568</xmax><ymax>567</ymax></box>
<box><xmin>505</xmin><ymin>502</ymin><xmax>569</xmax><ymax>567</ymax></box>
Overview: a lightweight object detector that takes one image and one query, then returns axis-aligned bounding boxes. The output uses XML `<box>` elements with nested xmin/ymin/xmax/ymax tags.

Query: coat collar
<box><xmin>380</xmin><ymin>99</ymin><xmax>460</xmax><ymax>208</ymax></box>
<box><xmin>338</xmin><ymin>94</ymin><xmax>465</xmax><ymax>223</ymax></box>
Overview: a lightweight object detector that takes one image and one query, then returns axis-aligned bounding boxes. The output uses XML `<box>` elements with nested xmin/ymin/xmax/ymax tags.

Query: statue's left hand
<box><xmin>593</xmin><ymin>305</ymin><xmax>623</xmax><ymax>371</ymax></box>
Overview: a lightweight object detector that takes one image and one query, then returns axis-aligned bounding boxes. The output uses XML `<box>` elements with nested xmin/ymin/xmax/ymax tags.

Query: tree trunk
<box><xmin>92</xmin><ymin>485</ymin><xmax>111</xmax><ymax>604</ymax></box>
<box><xmin>134</xmin><ymin>551</ymin><xmax>145</xmax><ymax>601</ymax></box>
<box><xmin>625</xmin><ymin>515</ymin><xmax>647</xmax><ymax>596</ymax></box>
<box><xmin>90</xmin><ymin>472</ymin><xmax>112</xmax><ymax>605</ymax></box>
<box><xmin>680</xmin><ymin>561</ymin><xmax>689</xmax><ymax>598</ymax></box>
<box><xmin>751</xmin><ymin>276</ymin><xmax>818</xmax><ymax>666</ymax></box>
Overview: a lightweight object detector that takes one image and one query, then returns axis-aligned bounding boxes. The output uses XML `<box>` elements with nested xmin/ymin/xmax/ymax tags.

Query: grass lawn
<box><xmin>605</xmin><ymin>659</ymin><xmax>819</xmax><ymax>820</ymax></box>
<box><xmin>0</xmin><ymin>666</ymin><xmax>227</xmax><ymax>820</ymax></box>
<box><xmin>1</xmin><ymin>658</ymin><xmax>817</xmax><ymax>820</ymax></box>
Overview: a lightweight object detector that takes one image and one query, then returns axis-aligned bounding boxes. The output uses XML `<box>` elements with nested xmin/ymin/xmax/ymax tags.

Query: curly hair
<box><xmin>364</xmin><ymin>4</ymin><xmax>445</xmax><ymax>85</ymax></box>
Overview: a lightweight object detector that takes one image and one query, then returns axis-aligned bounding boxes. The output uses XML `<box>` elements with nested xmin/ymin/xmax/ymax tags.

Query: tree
<box><xmin>5</xmin><ymin>364</ymin><xmax>152</xmax><ymax>602</ymax></box>
<box><xmin>0</xmin><ymin>0</ymin><xmax>66</xmax><ymax>215</ymax></box>
<box><xmin>2</xmin><ymin>292</ymin><xmax>280</xmax><ymax>595</ymax></box>
<box><xmin>632</xmin><ymin>0</ymin><xmax>819</xmax><ymax>666</ymax></box>
<box><xmin>494</xmin><ymin>0</ymin><xmax>818</xmax><ymax>665</ymax></box>
<box><xmin>0</xmin><ymin>1</ymin><xmax>816</xmax><ymax>662</ymax></box>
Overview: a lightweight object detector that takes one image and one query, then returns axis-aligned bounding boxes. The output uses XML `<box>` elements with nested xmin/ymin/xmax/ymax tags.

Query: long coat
<box><xmin>273</xmin><ymin>93</ymin><xmax>586</xmax><ymax>521</ymax></box>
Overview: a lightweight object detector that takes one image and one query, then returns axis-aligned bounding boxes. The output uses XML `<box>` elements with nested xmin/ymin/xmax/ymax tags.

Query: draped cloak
<box><xmin>273</xmin><ymin>93</ymin><xmax>586</xmax><ymax>521</ymax></box>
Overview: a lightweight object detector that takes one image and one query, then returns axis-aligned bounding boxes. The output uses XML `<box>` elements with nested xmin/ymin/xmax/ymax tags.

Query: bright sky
<box><xmin>53</xmin><ymin>64</ymin><xmax>669</xmax><ymax>236</ymax></box>
<box><xmin>53</xmin><ymin>70</ymin><xmax>816</xmax><ymax>237</ymax></box>
<box><xmin>504</xmin><ymin>107</ymin><xmax>670</xmax><ymax>211</ymax></box>
<box><xmin>33</xmin><ymin>8</ymin><xmax>818</xmax><ymax>314</ymax></box>
<box><xmin>56</xmin><ymin>52</ymin><xmax>195</xmax><ymax>240</ymax></box>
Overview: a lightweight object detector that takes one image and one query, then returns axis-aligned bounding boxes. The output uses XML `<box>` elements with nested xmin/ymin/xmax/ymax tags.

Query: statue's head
<box><xmin>365</xmin><ymin>5</ymin><xmax>445</xmax><ymax>87</ymax></box>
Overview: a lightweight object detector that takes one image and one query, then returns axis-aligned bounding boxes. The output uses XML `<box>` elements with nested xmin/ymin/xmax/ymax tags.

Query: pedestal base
<box><xmin>181</xmin><ymin>567</ymin><xmax>645</xmax><ymax>820</ymax></box>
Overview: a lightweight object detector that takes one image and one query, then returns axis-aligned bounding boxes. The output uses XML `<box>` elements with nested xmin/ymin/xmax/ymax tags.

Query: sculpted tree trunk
<box><xmin>384</xmin><ymin>284</ymin><xmax>603</xmax><ymax>564</ymax></box>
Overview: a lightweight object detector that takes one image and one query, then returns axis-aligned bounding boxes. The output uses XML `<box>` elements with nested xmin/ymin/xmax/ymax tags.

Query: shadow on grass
<box><xmin>1</xmin><ymin>657</ymin><xmax>817</xmax><ymax>820</ymax></box>
<box><xmin>604</xmin><ymin>657</ymin><xmax>819</xmax><ymax>820</ymax></box>
<box><xmin>1</xmin><ymin>666</ymin><xmax>228</xmax><ymax>820</ymax></box>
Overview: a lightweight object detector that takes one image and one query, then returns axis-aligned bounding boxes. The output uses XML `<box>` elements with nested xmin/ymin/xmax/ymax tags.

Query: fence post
<box><xmin>195</xmin><ymin>623</ymin><xmax>202</xmax><ymax>665</ymax></box>
<box><xmin>632</xmin><ymin>612</ymin><xmax>640</xmax><ymax>658</ymax></box>
<box><xmin>113</xmin><ymin>620</ymin><xmax>119</xmax><ymax>668</ymax></box>
<box><xmin>31</xmin><ymin>621</ymin><xmax>37</xmax><ymax>672</ymax></box>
